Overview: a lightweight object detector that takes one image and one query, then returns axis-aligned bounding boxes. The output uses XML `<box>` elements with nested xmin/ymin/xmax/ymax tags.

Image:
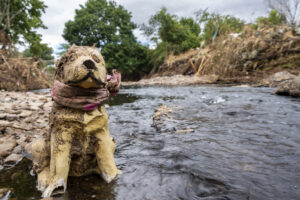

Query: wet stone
<box><xmin>19</xmin><ymin>110</ymin><xmax>33</xmax><ymax>118</ymax></box>
<box><xmin>4</xmin><ymin>153</ymin><xmax>22</xmax><ymax>164</ymax></box>
<box><xmin>274</xmin><ymin>76</ymin><xmax>300</xmax><ymax>97</ymax></box>
<box><xmin>12</xmin><ymin>145</ymin><xmax>22</xmax><ymax>154</ymax></box>
<box><xmin>0</xmin><ymin>136</ymin><xmax>17</xmax><ymax>158</ymax></box>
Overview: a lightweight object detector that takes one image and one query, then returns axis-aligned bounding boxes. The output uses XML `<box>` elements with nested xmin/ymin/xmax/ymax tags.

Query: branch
<box><xmin>0</xmin><ymin>52</ymin><xmax>10</xmax><ymax>68</ymax></box>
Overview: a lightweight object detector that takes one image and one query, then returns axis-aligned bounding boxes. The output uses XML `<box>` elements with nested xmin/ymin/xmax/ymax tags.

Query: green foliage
<box><xmin>196</xmin><ymin>9</ymin><xmax>245</xmax><ymax>44</ymax></box>
<box><xmin>180</xmin><ymin>17</ymin><xmax>201</xmax><ymax>36</ymax></box>
<box><xmin>103</xmin><ymin>41</ymin><xmax>152</xmax><ymax>80</ymax></box>
<box><xmin>57</xmin><ymin>43</ymin><xmax>71</xmax><ymax>56</ymax></box>
<box><xmin>141</xmin><ymin>7</ymin><xmax>201</xmax><ymax>73</ymax></box>
<box><xmin>63</xmin><ymin>0</ymin><xmax>136</xmax><ymax>48</ymax></box>
<box><xmin>256</xmin><ymin>10</ymin><xmax>286</xmax><ymax>26</ymax></box>
<box><xmin>143</xmin><ymin>7</ymin><xmax>200</xmax><ymax>54</ymax></box>
<box><xmin>281</xmin><ymin>63</ymin><xmax>293</xmax><ymax>69</ymax></box>
<box><xmin>63</xmin><ymin>0</ymin><xmax>151</xmax><ymax>80</ymax></box>
<box><xmin>23</xmin><ymin>43</ymin><xmax>54</xmax><ymax>60</ymax></box>
<box><xmin>0</xmin><ymin>0</ymin><xmax>47</xmax><ymax>56</ymax></box>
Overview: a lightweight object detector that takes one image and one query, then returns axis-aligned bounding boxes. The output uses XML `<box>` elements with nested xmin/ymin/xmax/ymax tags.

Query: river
<box><xmin>1</xmin><ymin>85</ymin><xmax>299</xmax><ymax>200</ymax></box>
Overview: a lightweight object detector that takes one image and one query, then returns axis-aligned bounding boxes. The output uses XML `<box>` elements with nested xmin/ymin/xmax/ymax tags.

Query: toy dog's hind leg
<box><xmin>32</xmin><ymin>137</ymin><xmax>50</xmax><ymax>192</ymax></box>
<box><xmin>42</xmin><ymin>123</ymin><xmax>76</xmax><ymax>197</ymax></box>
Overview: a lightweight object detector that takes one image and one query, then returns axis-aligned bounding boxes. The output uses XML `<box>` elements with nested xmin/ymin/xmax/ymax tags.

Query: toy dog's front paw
<box><xmin>42</xmin><ymin>178</ymin><xmax>66</xmax><ymax>198</ymax></box>
<box><xmin>101</xmin><ymin>169</ymin><xmax>122</xmax><ymax>183</ymax></box>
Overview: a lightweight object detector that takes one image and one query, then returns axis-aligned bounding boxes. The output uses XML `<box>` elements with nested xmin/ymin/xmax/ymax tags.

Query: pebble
<box><xmin>12</xmin><ymin>145</ymin><xmax>22</xmax><ymax>154</ymax></box>
<box><xmin>4</xmin><ymin>97</ymin><xmax>11</xmax><ymax>102</ymax></box>
<box><xmin>19</xmin><ymin>110</ymin><xmax>32</xmax><ymax>118</ymax></box>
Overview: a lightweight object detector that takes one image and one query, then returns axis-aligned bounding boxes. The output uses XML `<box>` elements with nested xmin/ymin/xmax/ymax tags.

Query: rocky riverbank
<box><xmin>0</xmin><ymin>90</ymin><xmax>51</xmax><ymax>169</ymax></box>
<box><xmin>123</xmin><ymin>71</ymin><xmax>300</xmax><ymax>88</ymax></box>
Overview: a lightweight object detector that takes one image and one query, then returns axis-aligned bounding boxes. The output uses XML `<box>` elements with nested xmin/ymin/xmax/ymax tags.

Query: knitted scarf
<box><xmin>51</xmin><ymin>70</ymin><xmax>121</xmax><ymax>111</ymax></box>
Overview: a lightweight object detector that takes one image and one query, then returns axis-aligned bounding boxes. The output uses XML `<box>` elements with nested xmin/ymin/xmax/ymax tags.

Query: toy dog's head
<box><xmin>55</xmin><ymin>45</ymin><xmax>107</xmax><ymax>88</ymax></box>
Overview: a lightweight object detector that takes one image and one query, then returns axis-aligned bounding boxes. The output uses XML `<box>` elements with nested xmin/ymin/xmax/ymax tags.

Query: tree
<box><xmin>196</xmin><ymin>9</ymin><xmax>245</xmax><ymax>44</ymax></box>
<box><xmin>256</xmin><ymin>9</ymin><xmax>286</xmax><ymax>26</ymax></box>
<box><xmin>63</xmin><ymin>0</ymin><xmax>151</xmax><ymax>80</ymax></box>
<box><xmin>141</xmin><ymin>7</ymin><xmax>201</xmax><ymax>73</ymax></box>
<box><xmin>23</xmin><ymin>43</ymin><xmax>54</xmax><ymax>60</ymax></box>
<box><xmin>56</xmin><ymin>43</ymin><xmax>71</xmax><ymax>56</ymax></box>
<box><xmin>142</xmin><ymin>7</ymin><xmax>200</xmax><ymax>54</ymax></box>
<box><xmin>266</xmin><ymin>0</ymin><xmax>300</xmax><ymax>26</ymax></box>
<box><xmin>0</xmin><ymin>0</ymin><xmax>47</xmax><ymax>56</ymax></box>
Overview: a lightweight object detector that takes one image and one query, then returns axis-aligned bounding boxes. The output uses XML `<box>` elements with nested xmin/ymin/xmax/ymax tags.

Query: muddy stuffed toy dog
<box><xmin>32</xmin><ymin>45</ymin><xmax>121</xmax><ymax>197</ymax></box>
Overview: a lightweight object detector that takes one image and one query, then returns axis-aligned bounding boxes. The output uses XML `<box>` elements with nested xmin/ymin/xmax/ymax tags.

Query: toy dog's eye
<box><xmin>92</xmin><ymin>54</ymin><xmax>100</xmax><ymax>63</ymax></box>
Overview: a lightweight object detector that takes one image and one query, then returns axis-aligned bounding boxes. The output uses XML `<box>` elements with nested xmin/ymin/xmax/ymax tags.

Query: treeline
<box><xmin>0</xmin><ymin>0</ymin><xmax>298</xmax><ymax>80</ymax></box>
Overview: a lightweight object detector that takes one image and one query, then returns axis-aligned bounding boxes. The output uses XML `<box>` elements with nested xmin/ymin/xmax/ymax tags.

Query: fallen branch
<box><xmin>195</xmin><ymin>56</ymin><xmax>209</xmax><ymax>76</ymax></box>
<box><xmin>0</xmin><ymin>52</ymin><xmax>10</xmax><ymax>68</ymax></box>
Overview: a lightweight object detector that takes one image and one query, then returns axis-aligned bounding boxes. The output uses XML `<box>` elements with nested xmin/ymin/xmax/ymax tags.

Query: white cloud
<box><xmin>37</xmin><ymin>0</ymin><xmax>86</xmax><ymax>50</ymax></box>
<box><xmin>37</xmin><ymin>0</ymin><xmax>268</xmax><ymax>52</ymax></box>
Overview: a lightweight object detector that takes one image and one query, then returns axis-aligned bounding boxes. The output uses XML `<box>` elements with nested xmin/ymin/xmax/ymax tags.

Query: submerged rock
<box><xmin>152</xmin><ymin>105</ymin><xmax>184</xmax><ymax>133</ymax></box>
<box><xmin>274</xmin><ymin>76</ymin><xmax>300</xmax><ymax>97</ymax></box>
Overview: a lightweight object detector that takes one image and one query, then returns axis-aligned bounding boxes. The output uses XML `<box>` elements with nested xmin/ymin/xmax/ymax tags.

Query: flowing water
<box><xmin>1</xmin><ymin>86</ymin><xmax>300</xmax><ymax>200</ymax></box>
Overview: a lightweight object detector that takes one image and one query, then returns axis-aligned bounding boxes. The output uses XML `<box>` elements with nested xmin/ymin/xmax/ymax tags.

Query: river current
<box><xmin>1</xmin><ymin>85</ymin><xmax>299</xmax><ymax>200</ymax></box>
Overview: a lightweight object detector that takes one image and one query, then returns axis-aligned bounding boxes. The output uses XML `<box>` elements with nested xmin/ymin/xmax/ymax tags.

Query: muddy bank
<box><xmin>0</xmin><ymin>90</ymin><xmax>51</xmax><ymax>168</ymax></box>
<box><xmin>0</xmin><ymin>54</ymin><xmax>51</xmax><ymax>91</ymax></box>
<box><xmin>123</xmin><ymin>71</ymin><xmax>300</xmax><ymax>88</ymax></box>
<box><xmin>123</xmin><ymin>74</ymin><xmax>219</xmax><ymax>86</ymax></box>
<box><xmin>152</xmin><ymin>26</ymin><xmax>300</xmax><ymax>82</ymax></box>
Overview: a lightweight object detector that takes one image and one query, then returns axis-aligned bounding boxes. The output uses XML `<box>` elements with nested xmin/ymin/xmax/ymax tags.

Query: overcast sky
<box><xmin>37</xmin><ymin>0</ymin><xmax>268</xmax><ymax>52</ymax></box>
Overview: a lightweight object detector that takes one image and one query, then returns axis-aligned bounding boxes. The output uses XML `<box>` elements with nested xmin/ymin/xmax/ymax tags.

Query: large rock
<box><xmin>274</xmin><ymin>76</ymin><xmax>300</xmax><ymax>97</ymax></box>
<box><xmin>264</xmin><ymin>71</ymin><xmax>297</xmax><ymax>87</ymax></box>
